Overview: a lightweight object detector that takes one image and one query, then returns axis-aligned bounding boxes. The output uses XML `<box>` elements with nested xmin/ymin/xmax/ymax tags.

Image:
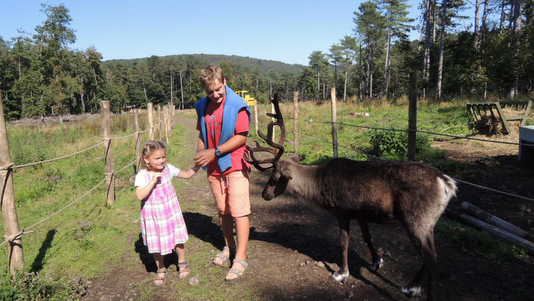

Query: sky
<box><xmin>0</xmin><ymin>0</ymin><xmax>424</xmax><ymax>66</ymax></box>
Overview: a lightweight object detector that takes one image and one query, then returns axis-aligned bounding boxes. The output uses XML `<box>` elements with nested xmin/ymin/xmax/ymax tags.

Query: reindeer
<box><xmin>246</xmin><ymin>96</ymin><xmax>457</xmax><ymax>301</ymax></box>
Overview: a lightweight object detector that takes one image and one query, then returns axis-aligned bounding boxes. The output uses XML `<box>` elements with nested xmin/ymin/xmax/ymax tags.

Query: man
<box><xmin>194</xmin><ymin>65</ymin><xmax>251</xmax><ymax>281</ymax></box>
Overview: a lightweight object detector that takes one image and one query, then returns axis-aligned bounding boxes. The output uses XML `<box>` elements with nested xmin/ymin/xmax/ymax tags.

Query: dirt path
<box><xmin>80</xmin><ymin>116</ymin><xmax>534</xmax><ymax>301</ymax></box>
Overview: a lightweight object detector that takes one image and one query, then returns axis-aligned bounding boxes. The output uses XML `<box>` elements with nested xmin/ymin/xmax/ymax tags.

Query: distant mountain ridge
<box><xmin>104</xmin><ymin>54</ymin><xmax>305</xmax><ymax>76</ymax></box>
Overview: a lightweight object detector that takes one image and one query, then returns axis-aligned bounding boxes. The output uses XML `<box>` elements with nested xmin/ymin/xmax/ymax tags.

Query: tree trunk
<box><xmin>512</xmin><ymin>0</ymin><xmax>522</xmax><ymax>34</ymax></box>
<box><xmin>423</xmin><ymin>0</ymin><xmax>433</xmax><ymax>97</ymax></box>
<box><xmin>180</xmin><ymin>71</ymin><xmax>184</xmax><ymax>110</ymax></box>
<box><xmin>343</xmin><ymin>69</ymin><xmax>348</xmax><ymax>101</ymax></box>
<box><xmin>509</xmin><ymin>0</ymin><xmax>522</xmax><ymax>98</ymax></box>
<box><xmin>381</xmin><ymin>27</ymin><xmax>392</xmax><ymax>99</ymax></box>
<box><xmin>437</xmin><ymin>0</ymin><xmax>448</xmax><ymax>99</ymax></box>
<box><xmin>170</xmin><ymin>70</ymin><xmax>173</xmax><ymax>105</ymax></box>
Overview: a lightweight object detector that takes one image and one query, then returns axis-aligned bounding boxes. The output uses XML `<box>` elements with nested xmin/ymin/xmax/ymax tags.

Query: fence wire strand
<box><xmin>1</xmin><ymin>157</ymin><xmax>139</xmax><ymax>247</ymax></box>
<box><xmin>256</xmin><ymin>117</ymin><xmax>534</xmax><ymax>203</ymax></box>
<box><xmin>12</xmin><ymin>140</ymin><xmax>106</xmax><ymax>169</ymax></box>
<box><xmin>2</xmin><ymin>111</ymin><xmax>154</xmax><ymax>248</ymax></box>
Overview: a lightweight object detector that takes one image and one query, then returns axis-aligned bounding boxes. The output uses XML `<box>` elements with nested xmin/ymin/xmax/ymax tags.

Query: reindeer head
<box><xmin>246</xmin><ymin>94</ymin><xmax>291</xmax><ymax>200</ymax></box>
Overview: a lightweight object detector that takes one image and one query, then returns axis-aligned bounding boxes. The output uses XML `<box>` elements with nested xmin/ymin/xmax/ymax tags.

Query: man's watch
<box><xmin>214</xmin><ymin>147</ymin><xmax>222</xmax><ymax>157</ymax></box>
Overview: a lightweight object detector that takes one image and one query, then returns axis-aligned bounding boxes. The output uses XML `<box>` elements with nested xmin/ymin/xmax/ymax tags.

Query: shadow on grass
<box><xmin>30</xmin><ymin>229</ymin><xmax>56</xmax><ymax>272</ymax></box>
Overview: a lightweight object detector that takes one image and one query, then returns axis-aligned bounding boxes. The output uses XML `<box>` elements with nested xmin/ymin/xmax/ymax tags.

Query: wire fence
<box><xmin>2</xmin><ymin>95</ymin><xmax>533</xmax><ymax>272</ymax></box>
<box><xmin>0</xmin><ymin>101</ymin><xmax>176</xmax><ymax>272</ymax></box>
<box><xmin>253</xmin><ymin>109</ymin><xmax>534</xmax><ymax>204</ymax></box>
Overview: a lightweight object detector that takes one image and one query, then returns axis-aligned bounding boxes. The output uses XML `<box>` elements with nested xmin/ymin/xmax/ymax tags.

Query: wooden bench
<box><xmin>467</xmin><ymin>101</ymin><xmax>532</xmax><ymax>134</ymax></box>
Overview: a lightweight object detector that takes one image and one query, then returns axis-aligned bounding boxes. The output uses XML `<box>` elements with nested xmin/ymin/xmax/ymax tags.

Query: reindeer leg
<box><xmin>401</xmin><ymin>228</ymin><xmax>438</xmax><ymax>300</ymax></box>
<box><xmin>357</xmin><ymin>218</ymin><xmax>383</xmax><ymax>271</ymax></box>
<box><xmin>331</xmin><ymin>216</ymin><xmax>350</xmax><ymax>283</ymax></box>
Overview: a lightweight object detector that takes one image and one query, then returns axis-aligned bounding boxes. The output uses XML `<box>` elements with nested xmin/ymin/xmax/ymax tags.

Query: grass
<box><xmin>0</xmin><ymin>98</ymin><xmax>528</xmax><ymax>299</ymax></box>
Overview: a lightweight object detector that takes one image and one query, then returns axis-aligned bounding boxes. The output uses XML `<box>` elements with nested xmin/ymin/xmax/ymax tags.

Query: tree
<box><xmin>378</xmin><ymin>0</ymin><xmax>413</xmax><ymax>99</ymax></box>
<box><xmin>329</xmin><ymin>44</ymin><xmax>343</xmax><ymax>99</ymax></box>
<box><xmin>338</xmin><ymin>36</ymin><xmax>357</xmax><ymax>101</ymax></box>
<box><xmin>353</xmin><ymin>1</ymin><xmax>387</xmax><ymax>99</ymax></box>
<box><xmin>308</xmin><ymin>51</ymin><xmax>329</xmax><ymax>100</ymax></box>
<box><xmin>32</xmin><ymin>3</ymin><xmax>76</xmax><ymax>116</ymax></box>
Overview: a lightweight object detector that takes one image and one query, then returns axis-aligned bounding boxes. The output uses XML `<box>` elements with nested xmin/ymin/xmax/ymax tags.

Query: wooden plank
<box><xmin>467</xmin><ymin>101</ymin><xmax>532</xmax><ymax>134</ymax></box>
<box><xmin>460</xmin><ymin>202</ymin><xmax>534</xmax><ymax>241</ymax></box>
<box><xmin>494</xmin><ymin>102</ymin><xmax>512</xmax><ymax>134</ymax></box>
<box><xmin>522</xmin><ymin>101</ymin><xmax>532</xmax><ymax>126</ymax></box>
<box><xmin>452</xmin><ymin>212</ymin><xmax>534</xmax><ymax>254</ymax></box>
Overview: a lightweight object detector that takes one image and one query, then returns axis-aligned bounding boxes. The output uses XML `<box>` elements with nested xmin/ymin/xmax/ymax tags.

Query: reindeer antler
<box><xmin>246</xmin><ymin>94</ymin><xmax>286</xmax><ymax>171</ymax></box>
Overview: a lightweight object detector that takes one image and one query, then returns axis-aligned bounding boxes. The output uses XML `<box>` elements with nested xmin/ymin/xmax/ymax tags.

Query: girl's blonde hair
<box><xmin>140</xmin><ymin>140</ymin><xmax>166</xmax><ymax>170</ymax></box>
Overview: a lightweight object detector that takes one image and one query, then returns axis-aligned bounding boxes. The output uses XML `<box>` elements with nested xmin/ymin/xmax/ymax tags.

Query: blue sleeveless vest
<box><xmin>194</xmin><ymin>86</ymin><xmax>251</xmax><ymax>172</ymax></box>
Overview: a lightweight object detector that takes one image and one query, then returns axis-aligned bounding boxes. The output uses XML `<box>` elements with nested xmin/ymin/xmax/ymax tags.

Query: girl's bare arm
<box><xmin>135</xmin><ymin>172</ymin><xmax>161</xmax><ymax>200</ymax></box>
<box><xmin>177</xmin><ymin>164</ymin><xmax>201</xmax><ymax>179</ymax></box>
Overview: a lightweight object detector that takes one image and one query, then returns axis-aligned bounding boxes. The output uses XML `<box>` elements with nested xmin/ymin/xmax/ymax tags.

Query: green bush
<box><xmin>366</xmin><ymin>129</ymin><xmax>431</xmax><ymax>160</ymax></box>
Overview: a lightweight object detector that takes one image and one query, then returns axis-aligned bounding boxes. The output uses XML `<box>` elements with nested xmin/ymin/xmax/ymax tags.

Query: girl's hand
<box><xmin>150</xmin><ymin>172</ymin><xmax>162</xmax><ymax>184</ymax></box>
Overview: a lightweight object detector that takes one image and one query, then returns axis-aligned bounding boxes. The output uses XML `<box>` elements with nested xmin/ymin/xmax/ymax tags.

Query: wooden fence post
<box><xmin>0</xmin><ymin>89</ymin><xmax>25</xmax><ymax>274</ymax></box>
<box><xmin>169</xmin><ymin>103</ymin><xmax>175</xmax><ymax>134</ymax></box>
<box><xmin>133</xmin><ymin>109</ymin><xmax>141</xmax><ymax>172</ymax></box>
<box><xmin>148</xmin><ymin>102</ymin><xmax>154</xmax><ymax>140</ymax></box>
<box><xmin>101</xmin><ymin>101</ymin><xmax>115</xmax><ymax>207</ymax></box>
<box><xmin>293</xmin><ymin>91</ymin><xmax>299</xmax><ymax>152</ymax></box>
<box><xmin>331</xmin><ymin>88</ymin><xmax>339</xmax><ymax>158</ymax></box>
<box><xmin>157</xmin><ymin>105</ymin><xmax>163</xmax><ymax>141</ymax></box>
<box><xmin>271</xmin><ymin>100</ymin><xmax>276</xmax><ymax>141</ymax></box>
<box><xmin>163</xmin><ymin>105</ymin><xmax>170</xmax><ymax>143</ymax></box>
<box><xmin>253</xmin><ymin>99</ymin><xmax>259</xmax><ymax>135</ymax></box>
<box><xmin>408</xmin><ymin>72</ymin><xmax>418</xmax><ymax>161</ymax></box>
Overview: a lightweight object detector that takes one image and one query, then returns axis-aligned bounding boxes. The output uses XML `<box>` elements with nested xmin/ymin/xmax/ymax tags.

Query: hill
<box><xmin>104</xmin><ymin>54</ymin><xmax>305</xmax><ymax>76</ymax></box>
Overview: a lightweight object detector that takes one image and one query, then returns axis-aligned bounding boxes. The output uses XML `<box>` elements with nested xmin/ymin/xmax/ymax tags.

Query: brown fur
<box><xmin>261</xmin><ymin>154</ymin><xmax>457</xmax><ymax>301</ymax></box>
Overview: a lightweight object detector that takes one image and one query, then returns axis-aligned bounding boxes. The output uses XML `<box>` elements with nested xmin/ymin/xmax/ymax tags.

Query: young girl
<box><xmin>135</xmin><ymin>140</ymin><xmax>200</xmax><ymax>287</ymax></box>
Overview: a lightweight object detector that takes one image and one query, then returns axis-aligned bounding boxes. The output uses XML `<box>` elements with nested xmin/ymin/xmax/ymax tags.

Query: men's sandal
<box><xmin>212</xmin><ymin>246</ymin><xmax>235</xmax><ymax>266</ymax></box>
<box><xmin>225</xmin><ymin>259</ymin><xmax>248</xmax><ymax>282</ymax></box>
<box><xmin>178</xmin><ymin>261</ymin><xmax>191</xmax><ymax>279</ymax></box>
<box><xmin>154</xmin><ymin>269</ymin><xmax>167</xmax><ymax>287</ymax></box>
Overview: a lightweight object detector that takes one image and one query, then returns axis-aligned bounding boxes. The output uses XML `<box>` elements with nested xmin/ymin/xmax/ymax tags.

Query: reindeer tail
<box><xmin>440</xmin><ymin>174</ymin><xmax>458</xmax><ymax>202</ymax></box>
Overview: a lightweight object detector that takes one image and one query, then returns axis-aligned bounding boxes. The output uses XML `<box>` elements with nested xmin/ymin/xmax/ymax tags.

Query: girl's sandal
<box><xmin>177</xmin><ymin>261</ymin><xmax>191</xmax><ymax>279</ymax></box>
<box><xmin>154</xmin><ymin>269</ymin><xmax>167</xmax><ymax>287</ymax></box>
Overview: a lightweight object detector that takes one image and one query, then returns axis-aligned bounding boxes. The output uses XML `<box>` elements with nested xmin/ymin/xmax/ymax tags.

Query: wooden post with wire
<box><xmin>0</xmin><ymin>87</ymin><xmax>25</xmax><ymax>274</ymax></box>
<box><xmin>331</xmin><ymin>88</ymin><xmax>338</xmax><ymax>158</ymax></box>
<box><xmin>163</xmin><ymin>105</ymin><xmax>170</xmax><ymax>143</ymax></box>
<box><xmin>253</xmin><ymin>99</ymin><xmax>259</xmax><ymax>135</ymax></box>
<box><xmin>293</xmin><ymin>91</ymin><xmax>299</xmax><ymax>152</ymax></box>
<box><xmin>148</xmin><ymin>103</ymin><xmax>154</xmax><ymax>140</ymax></box>
<box><xmin>156</xmin><ymin>104</ymin><xmax>162</xmax><ymax>141</ymax></box>
<box><xmin>133</xmin><ymin>109</ymin><xmax>141</xmax><ymax>172</ymax></box>
<box><xmin>101</xmin><ymin>101</ymin><xmax>115</xmax><ymax>207</ymax></box>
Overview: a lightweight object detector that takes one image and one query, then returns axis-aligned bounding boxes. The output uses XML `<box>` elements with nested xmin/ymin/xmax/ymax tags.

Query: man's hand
<box><xmin>194</xmin><ymin>148</ymin><xmax>216</xmax><ymax>167</ymax></box>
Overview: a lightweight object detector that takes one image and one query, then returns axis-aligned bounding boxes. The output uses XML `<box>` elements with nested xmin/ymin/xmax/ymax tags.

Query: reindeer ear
<box><xmin>288</xmin><ymin>154</ymin><xmax>301</xmax><ymax>163</ymax></box>
<box><xmin>279</xmin><ymin>161</ymin><xmax>293</xmax><ymax>180</ymax></box>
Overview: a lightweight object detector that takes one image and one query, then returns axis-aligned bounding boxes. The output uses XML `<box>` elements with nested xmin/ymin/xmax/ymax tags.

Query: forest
<box><xmin>0</xmin><ymin>0</ymin><xmax>533</xmax><ymax>121</ymax></box>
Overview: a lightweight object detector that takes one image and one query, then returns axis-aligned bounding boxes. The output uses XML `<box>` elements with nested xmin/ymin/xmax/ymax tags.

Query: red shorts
<box><xmin>208</xmin><ymin>170</ymin><xmax>251</xmax><ymax>217</ymax></box>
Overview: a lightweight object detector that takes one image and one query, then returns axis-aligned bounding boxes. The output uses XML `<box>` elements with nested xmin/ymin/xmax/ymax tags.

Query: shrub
<box><xmin>366</xmin><ymin>129</ymin><xmax>431</xmax><ymax>160</ymax></box>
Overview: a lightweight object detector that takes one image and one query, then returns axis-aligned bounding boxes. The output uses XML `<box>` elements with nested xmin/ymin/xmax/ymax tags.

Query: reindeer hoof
<box><xmin>401</xmin><ymin>285</ymin><xmax>422</xmax><ymax>297</ymax></box>
<box><xmin>330</xmin><ymin>271</ymin><xmax>348</xmax><ymax>283</ymax></box>
<box><xmin>367</xmin><ymin>258</ymin><xmax>383</xmax><ymax>271</ymax></box>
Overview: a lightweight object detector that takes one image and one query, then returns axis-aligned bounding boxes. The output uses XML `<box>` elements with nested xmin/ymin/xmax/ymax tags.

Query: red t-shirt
<box><xmin>197</xmin><ymin>97</ymin><xmax>250</xmax><ymax>175</ymax></box>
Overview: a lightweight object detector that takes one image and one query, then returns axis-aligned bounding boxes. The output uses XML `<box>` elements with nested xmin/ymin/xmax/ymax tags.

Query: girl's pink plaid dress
<box><xmin>134</xmin><ymin>164</ymin><xmax>188</xmax><ymax>255</ymax></box>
